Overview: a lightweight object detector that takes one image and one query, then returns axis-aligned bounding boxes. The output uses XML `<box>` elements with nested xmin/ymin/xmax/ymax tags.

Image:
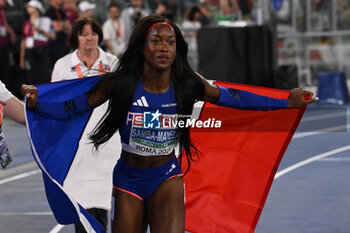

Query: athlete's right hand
<box><xmin>21</xmin><ymin>84</ymin><xmax>38</xmax><ymax>110</ymax></box>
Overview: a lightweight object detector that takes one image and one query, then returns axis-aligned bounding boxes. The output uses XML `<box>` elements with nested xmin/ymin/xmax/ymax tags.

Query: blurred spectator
<box><xmin>182</xmin><ymin>5</ymin><xmax>202</xmax><ymax>70</ymax></box>
<box><xmin>155</xmin><ymin>0</ymin><xmax>175</xmax><ymax>21</ymax></box>
<box><xmin>144</xmin><ymin>0</ymin><xmax>158</xmax><ymax>12</ymax></box>
<box><xmin>182</xmin><ymin>4</ymin><xmax>202</xmax><ymax>29</ymax></box>
<box><xmin>62</xmin><ymin>0</ymin><xmax>79</xmax><ymax>25</ymax></box>
<box><xmin>20</xmin><ymin>0</ymin><xmax>55</xmax><ymax>84</ymax></box>
<box><xmin>238</xmin><ymin>0</ymin><xmax>252</xmax><ymax>20</ymax></box>
<box><xmin>62</xmin><ymin>0</ymin><xmax>79</xmax><ymax>48</ymax></box>
<box><xmin>78</xmin><ymin>0</ymin><xmax>95</xmax><ymax>18</ymax></box>
<box><xmin>199</xmin><ymin>0</ymin><xmax>215</xmax><ymax>25</ymax></box>
<box><xmin>102</xmin><ymin>2</ymin><xmax>125</xmax><ymax>58</ymax></box>
<box><xmin>215</xmin><ymin>0</ymin><xmax>239</xmax><ymax>22</ymax></box>
<box><xmin>45</xmin><ymin>0</ymin><xmax>71</xmax><ymax>70</ymax></box>
<box><xmin>337</xmin><ymin>0</ymin><xmax>350</xmax><ymax>30</ymax></box>
<box><xmin>120</xmin><ymin>0</ymin><xmax>150</xmax><ymax>41</ymax></box>
<box><xmin>0</xmin><ymin>0</ymin><xmax>16</xmax><ymax>87</ymax></box>
<box><xmin>310</xmin><ymin>0</ymin><xmax>331</xmax><ymax>31</ymax></box>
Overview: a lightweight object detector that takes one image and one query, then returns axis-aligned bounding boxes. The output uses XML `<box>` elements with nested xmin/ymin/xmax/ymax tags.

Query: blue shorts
<box><xmin>113</xmin><ymin>156</ymin><xmax>183</xmax><ymax>201</ymax></box>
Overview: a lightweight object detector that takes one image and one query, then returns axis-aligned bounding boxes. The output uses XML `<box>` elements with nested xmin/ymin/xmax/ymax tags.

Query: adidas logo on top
<box><xmin>133</xmin><ymin>96</ymin><xmax>149</xmax><ymax>107</ymax></box>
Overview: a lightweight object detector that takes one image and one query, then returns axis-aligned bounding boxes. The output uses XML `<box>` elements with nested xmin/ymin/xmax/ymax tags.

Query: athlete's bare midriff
<box><xmin>121</xmin><ymin>150</ymin><xmax>175</xmax><ymax>168</ymax></box>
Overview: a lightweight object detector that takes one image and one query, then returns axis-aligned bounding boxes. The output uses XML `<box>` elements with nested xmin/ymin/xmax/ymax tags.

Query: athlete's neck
<box><xmin>142</xmin><ymin>68</ymin><xmax>171</xmax><ymax>94</ymax></box>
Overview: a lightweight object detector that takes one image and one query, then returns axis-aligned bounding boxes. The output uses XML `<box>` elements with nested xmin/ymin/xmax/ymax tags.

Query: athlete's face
<box><xmin>143</xmin><ymin>24</ymin><xmax>176</xmax><ymax>72</ymax></box>
<box><xmin>78</xmin><ymin>24</ymin><xmax>99</xmax><ymax>51</ymax></box>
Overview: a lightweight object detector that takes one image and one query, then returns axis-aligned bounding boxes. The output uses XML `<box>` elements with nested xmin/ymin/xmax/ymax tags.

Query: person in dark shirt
<box><xmin>45</xmin><ymin>0</ymin><xmax>71</xmax><ymax>70</ymax></box>
<box><xmin>0</xmin><ymin>0</ymin><xmax>16</xmax><ymax>88</ymax></box>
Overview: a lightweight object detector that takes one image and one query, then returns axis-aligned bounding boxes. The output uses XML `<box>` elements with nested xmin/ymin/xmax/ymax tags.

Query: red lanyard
<box><xmin>0</xmin><ymin>9</ymin><xmax>5</xmax><ymax>26</ymax></box>
<box><xmin>116</xmin><ymin>21</ymin><xmax>123</xmax><ymax>38</ymax></box>
<box><xmin>55</xmin><ymin>9</ymin><xmax>62</xmax><ymax>21</ymax></box>
<box><xmin>98</xmin><ymin>62</ymin><xmax>104</xmax><ymax>74</ymax></box>
<box><xmin>24</xmin><ymin>21</ymin><xmax>34</xmax><ymax>37</ymax></box>
<box><xmin>70</xmin><ymin>9</ymin><xmax>78</xmax><ymax>19</ymax></box>
<box><xmin>75</xmin><ymin>64</ymin><xmax>83</xmax><ymax>78</ymax></box>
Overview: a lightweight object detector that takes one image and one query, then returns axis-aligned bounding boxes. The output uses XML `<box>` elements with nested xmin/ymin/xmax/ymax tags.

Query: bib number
<box><xmin>25</xmin><ymin>37</ymin><xmax>34</xmax><ymax>49</ymax></box>
<box><xmin>0</xmin><ymin>26</ymin><xmax>6</xmax><ymax>37</ymax></box>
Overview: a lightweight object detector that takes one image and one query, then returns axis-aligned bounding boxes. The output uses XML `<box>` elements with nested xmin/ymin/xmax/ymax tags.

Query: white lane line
<box><xmin>49</xmin><ymin>224</ymin><xmax>65</xmax><ymax>233</ymax></box>
<box><xmin>301</xmin><ymin>112</ymin><xmax>345</xmax><ymax>122</ymax></box>
<box><xmin>0</xmin><ymin>212</ymin><xmax>52</xmax><ymax>216</ymax></box>
<box><xmin>0</xmin><ymin>169</ymin><xmax>41</xmax><ymax>185</ymax></box>
<box><xmin>319</xmin><ymin>157</ymin><xmax>350</xmax><ymax>162</ymax></box>
<box><xmin>274</xmin><ymin>145</ymin><xmax>350</xmax><ymax>179</ymax></box>
<box><xmin>293</xmin><ymin>124</ymin><xmax>350</xmax><ymax>139</ymax></box>
<box><xmin>0</xmin><ymin>168</ymin><xmax>59</xmax><ymax>232</ymax></box>
<box><xmin>293</xmin><ymin>132</ymin><xmax>323</xmax><ymax>138</ymax></box>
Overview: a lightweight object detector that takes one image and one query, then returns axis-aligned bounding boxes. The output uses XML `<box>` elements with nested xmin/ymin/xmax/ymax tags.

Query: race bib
<box><xmin>0</xmin><ymin>26</ymin><xmax>6</xmax><ymax>37</ymax></box>
<box><xmin>0</xmin><ymin>106</ymin><xmax>12</xmax><ymax>169</ymax></box>
<box><xmin>126</xmin><ymin>111</ymin><xmax>178</xmax><ymax>156</ymax></box>
<box><xmin>25</xmin><ymin>37</ymin><xmax>34</xmax><ymax>49</ymax></box>
<box><xmin>0</xmin><ymin>131</ymin><xmax>12</xmax><ymax>169</ymax></box>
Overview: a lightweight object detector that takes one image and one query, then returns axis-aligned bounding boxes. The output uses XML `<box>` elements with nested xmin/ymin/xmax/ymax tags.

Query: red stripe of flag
<box><xmin>182</xmin><ymin>81</ymin><xmax>306</xmax><ymax>233</ymax></box>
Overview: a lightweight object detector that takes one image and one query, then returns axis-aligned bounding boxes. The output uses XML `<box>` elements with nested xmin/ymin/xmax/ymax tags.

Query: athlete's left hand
<box><xmin>288</xmin><ymin>88</ymin><xmax>318</xmax><ymax>108</ymax></box>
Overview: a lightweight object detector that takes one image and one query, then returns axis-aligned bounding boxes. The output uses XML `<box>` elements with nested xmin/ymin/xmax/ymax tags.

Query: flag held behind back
<box><xmin>25</xmin><ymin>77</ymin><xmax>306</xmax><ymax>233</ymax></box>
<box><xmin>182</xmin><ymin>81</ymin><xmax>306</xmax><ymax>233</ymax></box>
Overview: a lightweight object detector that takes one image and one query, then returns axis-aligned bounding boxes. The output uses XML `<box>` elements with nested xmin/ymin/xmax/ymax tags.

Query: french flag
<box><xmin>25</xmin><ymin>76</ymin><xmax>120</xmax><ymax>233</ymax></box>
<box><xmin>25</xmin><ymin>76</ymin><xmax>306</xmax><ymax>233</ymax></box>
<box><xmin>184</xmin><ymin>81</ymin><xmax>306</xmax><ymax>232</ymax></box>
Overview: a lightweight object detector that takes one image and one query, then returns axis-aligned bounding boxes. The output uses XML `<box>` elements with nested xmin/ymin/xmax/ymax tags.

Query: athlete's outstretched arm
<box><xmin>197</xmin><ymin>74</ymin><xmax>317</xmax><ymax>109</ymax></box>
<box><xmin>21</xmin><ymin>78</ymin><xmax>113</xmax><ymax>120</ymax></box>
<box><xmin>21</xmin><ymin>84</ymin><xmax>91</xmax><ymax>120</ymax></box>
